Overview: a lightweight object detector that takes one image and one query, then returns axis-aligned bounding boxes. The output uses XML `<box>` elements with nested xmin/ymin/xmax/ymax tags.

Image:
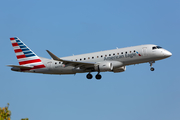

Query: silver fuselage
<box><xmin>28</xmin><ymin>44</ymin><xmax>171</xmax><ymax>75</ymax></box>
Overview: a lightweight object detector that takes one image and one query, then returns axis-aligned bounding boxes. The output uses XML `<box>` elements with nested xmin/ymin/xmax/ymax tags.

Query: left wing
<box><xmin>46</xmin><ymin>50</ymin><xmax>95</xmax><ymax>68</ymax></box>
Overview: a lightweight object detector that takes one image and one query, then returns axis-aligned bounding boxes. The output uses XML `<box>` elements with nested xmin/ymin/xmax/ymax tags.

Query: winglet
<box><xmin>46</xmin><ymin>50</ymin><xmax>63</xmax><ymax>61</ymax></box>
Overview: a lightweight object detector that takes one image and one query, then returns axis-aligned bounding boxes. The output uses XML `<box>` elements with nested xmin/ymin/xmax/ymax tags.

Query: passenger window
<box><xmin>121</xmin><ymin>52</ymin><xmax>123</xmax><ymax>54</ymax></box>
<box><xmin>92</xmin><ymin>57</ymin><xmax>94</xmax><ymax>59</ymax></box>
<box><xmin>97</xmin><ymin>56</ymin><xmax>99</xmax><ymax>58</ymax></box>
<box><xmin>80</xmin><ymin>59</ymin><xmax>82</xmax><ymax>61</ymax></box>
<box><xmin>109</xmin><ymin>54</ymin><xmax>111</xmax><ymax>56</ymax></box>
<box><xmin>75</xmin><ymin>59</ymin><xmax>77</xmax><ymax>61</ymax></box>
<box><xmin>117</xmin><ymin>53</ymin><xmax>119</xmax><ymax>55</ymax></box>
<box><xmin>130</xmin><ymin>51</ymin><xmax>131</xmax><ymax>53</ymax></box>
<box><xmin>134</xmin><ymin>50</ymin><xmax>136</xmax><ymax>52</ymax></box>
<box><xmin>105</xmin><ymin>55</ymin><xmax>107</xmax><ymax>57</ymax></box>
<box><xmin>125</xmin><ymin>52</ymin><xmax>127</xmax><ymax>54</ymax></box>
<box><xmin>101</xmin><ymin>55</ymin><xmax>103</xmax><ymax>57</ymax></box>
<box><xmin>113</xmin><ymin>53</ymin><xmax>115</xmax><ymax>55</ymax></box>
<box><xmin>55</xmin><ymin>62</ymin><xmax>57</xmax><ymax>64</ymax></box>
<box><xmin>84</xmin><ymin>58</ymin><xmax>86</xmax><ymax>60</ymax></box>
<box><xmin>88</xmin><ymin>57</ymin><xmax>90</xmax><ymax>59</ymax></box>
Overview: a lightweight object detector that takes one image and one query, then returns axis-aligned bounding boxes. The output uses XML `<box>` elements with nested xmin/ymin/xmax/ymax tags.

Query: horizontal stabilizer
<box><xmin>7</xmin><ymin>65</ymin><xmax>33</xmax><ymax>69</ymax></box>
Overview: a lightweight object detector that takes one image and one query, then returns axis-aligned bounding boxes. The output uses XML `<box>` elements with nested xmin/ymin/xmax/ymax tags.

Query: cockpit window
<box><xmin>152</xmin><ymin>46</ymin><xmax>157</xmax><ymax>50</ymax></box>
<box><xmin>152</xmin><ymin>46</ymin><xmax>162</xmax><ymax>50</ymax></box>
<box><xmin>157</xmin><ymin>46</ymin><xmax>162</xmax><ymax>49</ymax></box>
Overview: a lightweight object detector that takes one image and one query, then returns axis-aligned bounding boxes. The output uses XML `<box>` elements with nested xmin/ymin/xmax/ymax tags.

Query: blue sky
<box><xmin>1</xmin><ymin>0</ymin><xmax>180</xmax><ymax>120</ymax></box>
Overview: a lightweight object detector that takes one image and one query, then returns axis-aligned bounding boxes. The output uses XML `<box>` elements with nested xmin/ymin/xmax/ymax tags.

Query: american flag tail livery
<box><xmin>9</xmin><ymin>37</ymin><xmax>46</xmax><ymax>70</ymax></box>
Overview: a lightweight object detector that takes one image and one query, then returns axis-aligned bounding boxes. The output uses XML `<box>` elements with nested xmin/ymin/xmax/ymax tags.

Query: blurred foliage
<box><xmin>0</xmin><ymin>103</ymin><xmax>11</xmax><ymax>120</ymax></box>
<box><xmin>0</xmin><ymin>103</ymin><xmax>29</xmax><ymax>120</ymax></box>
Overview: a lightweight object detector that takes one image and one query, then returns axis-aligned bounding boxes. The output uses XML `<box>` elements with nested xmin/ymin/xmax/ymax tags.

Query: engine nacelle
<box><xmin>113</xmin><ymin>66</ymin><xmax>126</xmax><ymax>73</ymax></box>
<box><xmin>95</xmin><ymin>61</ymin><xmax>123</xmax><ymax>72</ymax></box>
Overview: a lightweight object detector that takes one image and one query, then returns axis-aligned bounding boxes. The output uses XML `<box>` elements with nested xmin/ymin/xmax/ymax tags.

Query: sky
<box><xmin>0</xmin><ymin>0</ymin><xmax>180</xmax><ymax>120</ymax></box>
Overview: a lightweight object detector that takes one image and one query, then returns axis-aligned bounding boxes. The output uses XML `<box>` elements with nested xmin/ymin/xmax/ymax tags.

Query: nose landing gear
<box><xmin>150</xmin><ymin>67</ymin><xmax>155</xmax><ymax>71</ymax></box>
<box><xmin>149</xmin><ymin>61</ymin><xmax>155</xmax><ymax>71</ymax></box>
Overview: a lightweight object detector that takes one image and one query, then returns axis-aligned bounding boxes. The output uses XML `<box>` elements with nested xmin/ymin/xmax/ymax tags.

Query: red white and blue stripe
<box><xmin>10</xmin><ymin>37</ymin><xmax>46</xmax><ymax>70</ymax></box>
<box><xmin>136</xmin><ymin>51</ymin><xmax>141</xmax><ymax>56</ymax></box>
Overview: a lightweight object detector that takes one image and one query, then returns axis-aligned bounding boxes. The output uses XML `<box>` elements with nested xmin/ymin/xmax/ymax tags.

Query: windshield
<box><xmin>157</xmin><ymin>46</ymin><xmax>162</xmax><ymax>49</ymax></box>
<box><xmin>152</xmin><ymin>46</ymin><xmax>163</xmax><ymax>50</ymax></box>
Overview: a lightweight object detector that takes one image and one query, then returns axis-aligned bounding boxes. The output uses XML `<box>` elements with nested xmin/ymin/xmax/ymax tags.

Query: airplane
<box><xmin>7</xmin><ymin>37</ymin><xmax>172</xmax><ymax>80</ymax></box>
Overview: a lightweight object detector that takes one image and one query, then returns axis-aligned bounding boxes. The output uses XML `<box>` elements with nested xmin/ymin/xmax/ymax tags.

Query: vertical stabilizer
<box><xmin>10</xmin><ymin>37</ymin><xmax>46</xmax><ymax>69</ymax></box>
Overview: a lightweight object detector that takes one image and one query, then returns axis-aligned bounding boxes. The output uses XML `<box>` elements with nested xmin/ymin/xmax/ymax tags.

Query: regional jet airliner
<box><xmin>7</xmin><ymin>37</ymin><xmax>172</xmax><ymax>80</ymax></box>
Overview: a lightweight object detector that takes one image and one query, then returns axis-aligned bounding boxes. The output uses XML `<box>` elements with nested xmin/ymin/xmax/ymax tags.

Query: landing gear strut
<box><xmin>149</xmin><ymin>61</ymin><xmax>155</xmax><ymax>71</ymax></box>
<box><xmin>95</xmin><ymin>65</ymin><xmax>102</xmax><ymax>80</ymax></box>
<box><xmin>86</xmin><ymin>65</ymin><xmax>102</xmax><ymax>80</ymax></box>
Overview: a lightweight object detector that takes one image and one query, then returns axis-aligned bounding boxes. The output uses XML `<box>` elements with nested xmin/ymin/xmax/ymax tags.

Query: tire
<box><xmin>150</xmin><ymin>67</ymin><xmax>155</xmax><ymax>71</ymax></box>
<box><xmin>86</xmin><ymin>74</ymin><xmax>93</xmax><ymax>79</ymax></box>
<box><xmin>95</xmin><ymin>74</ymin><xmax>102</xmax><ymax>80</ymax></box>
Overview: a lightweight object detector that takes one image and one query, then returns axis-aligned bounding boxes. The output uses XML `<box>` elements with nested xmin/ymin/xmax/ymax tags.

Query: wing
<box><xmin>46</xmin><ymin>50</ymin><xmax>95</xmax><ymax>68</ymax></box>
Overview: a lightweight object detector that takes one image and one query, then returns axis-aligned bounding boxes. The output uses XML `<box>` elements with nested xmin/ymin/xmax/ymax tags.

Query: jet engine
<box><xmin>95</xmin><ymin>61</ymin><xmax>123</xmax><ymax>72</ymax></box>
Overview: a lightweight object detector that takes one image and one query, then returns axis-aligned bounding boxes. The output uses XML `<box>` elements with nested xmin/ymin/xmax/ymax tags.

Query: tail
<box><xmin>9</xmin><ymin>37</ymin><xmax>46</xmax><ymax>69</ymax></box>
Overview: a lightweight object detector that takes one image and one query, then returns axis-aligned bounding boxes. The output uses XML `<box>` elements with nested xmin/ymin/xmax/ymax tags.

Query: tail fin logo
<box><xmin>10</xmin><ymin>37</ymin><xmax>46</xmax><ymax>70</ymax></box>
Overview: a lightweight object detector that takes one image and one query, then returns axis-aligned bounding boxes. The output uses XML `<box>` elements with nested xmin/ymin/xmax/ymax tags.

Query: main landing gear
<box><xmin>95</xmin><ymin>73</ymin><xmax>102</xmax><ymax>80</ymax></box>
<box><xmin>86</xmin><ymin>73</ymin><xmax>102</xmax><ymax>80</ymax></box>
<box><xmin>86</xmin><ymin>73</ymin><xmax>93</xmax><ymax>79</ymax></box>
<box><xmin>149</xmin><ymin>61</ymin><xmax>155</xmax><ymax>71</ymax></box>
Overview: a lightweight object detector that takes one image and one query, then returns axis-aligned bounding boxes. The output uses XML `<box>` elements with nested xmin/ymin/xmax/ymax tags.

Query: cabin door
<box><xmin>142</xmin><ymin>47</ymin><xmax>147</xmax><ymax>56</ymax></box>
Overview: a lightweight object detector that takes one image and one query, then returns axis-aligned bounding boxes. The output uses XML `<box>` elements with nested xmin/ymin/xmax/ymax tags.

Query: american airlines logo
<box><xmin>104</xmin><ymin>52</ymin><xmax>141</xmax><ymax>60</ymax></box>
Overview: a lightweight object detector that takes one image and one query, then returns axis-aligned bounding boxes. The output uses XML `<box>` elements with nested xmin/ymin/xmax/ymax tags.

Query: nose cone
<box><xmin>164</xmin><ymin>50</ymin><xmax>172</xmax><ymax>57</ymax></box>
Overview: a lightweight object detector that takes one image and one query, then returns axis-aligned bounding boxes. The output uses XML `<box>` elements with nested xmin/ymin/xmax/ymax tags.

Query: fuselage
<box><xmin>33</xmin><ymin>44</ymin><xmax>171</xmax><ymax>75</ymax></box>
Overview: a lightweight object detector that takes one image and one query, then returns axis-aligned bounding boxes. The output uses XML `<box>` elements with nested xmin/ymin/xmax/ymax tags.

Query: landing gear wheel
<box><xmin>150</xmin><ymin>67</ymin><xmax>155</xmax><ymax>71</ymax></box>
<box><xmin>149</xmin><ymin>61</ymin><xmax>155</xmax><ymax>71</ymax></box>
<box><xmin>95</xmin><ymin>74</ymin><xmax>102</xmax><ymax>80</ymax></box>
<box><xmin>86</xmin><ymin>73</ymin><xmax>93</xmax><ymax>79</ymax></box>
